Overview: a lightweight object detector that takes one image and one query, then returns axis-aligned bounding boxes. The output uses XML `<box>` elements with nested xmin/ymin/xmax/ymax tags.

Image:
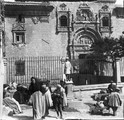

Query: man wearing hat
<box><xmin>64</xmin><ymin>57</ymin><xmax>72</xmax><ymax>81</ymax></box>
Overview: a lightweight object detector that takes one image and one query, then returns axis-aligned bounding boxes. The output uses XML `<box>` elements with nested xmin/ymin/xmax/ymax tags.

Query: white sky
<box><xmin>3</xmin><ymin>0</ymin><xmax>124</xmax><ymax>6</ymax></box>
<box><xmin>115</xmin><ymin>0</ymin><xmax>123</xmax><ymax>6</ymax></box>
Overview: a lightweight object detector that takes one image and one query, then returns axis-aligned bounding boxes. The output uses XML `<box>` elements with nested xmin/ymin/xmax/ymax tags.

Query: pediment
<box><xmin>12</xmin><ymin>23</ymin><xmax>25</xmax><ymax>31</ymax></box>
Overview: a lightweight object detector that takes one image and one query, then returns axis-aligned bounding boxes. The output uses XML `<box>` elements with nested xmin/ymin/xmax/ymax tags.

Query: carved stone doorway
<box><xmin>70</xmin><ymin>27</ymin><xmax>102</xmax><ymax>85</ymax></box>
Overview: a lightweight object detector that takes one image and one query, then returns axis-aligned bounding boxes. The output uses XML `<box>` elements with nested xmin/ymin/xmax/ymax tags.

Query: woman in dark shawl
<box><xmin>28</xmin><ymin>77</ymin><xmax>40</xmax><ymax>95</ymax></box>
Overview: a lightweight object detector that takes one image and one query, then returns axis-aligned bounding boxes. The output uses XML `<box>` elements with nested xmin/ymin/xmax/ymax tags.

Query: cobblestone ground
<box><xmin>2</xmin><ymin>90</ymin><xmax>124</xmax><ymax>120</ymax></box>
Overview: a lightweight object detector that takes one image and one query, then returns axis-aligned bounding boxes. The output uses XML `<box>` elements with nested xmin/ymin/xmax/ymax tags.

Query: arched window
<box><xmin>102</xmin><ymin>16</ymin><xmax>109</xmax><ymax>27</ymax></box>
<box><xmin>59</xmin><ymin>15</ymin><xmax>68</xmax><ymax>27</ymax></box>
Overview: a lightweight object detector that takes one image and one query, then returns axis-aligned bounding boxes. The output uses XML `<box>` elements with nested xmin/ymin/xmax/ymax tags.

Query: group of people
<box><xmin>28</xmin><ymin>77</ymin><xmax>53</xmax><ymax>119</ymax></box>
<box><xmin>28</xmin><ymin>77</ymin><xmax>67</xmax><ymax>120</ymax></box>
<box><xmin>3</xmin><ymin>77</ymin><xmax>68</xmax><ymax>119</ymax></box>
<box><xmin>91</xmin><ymin>80</ymin><xmax>122</xmax><ymax>116</ymax></box>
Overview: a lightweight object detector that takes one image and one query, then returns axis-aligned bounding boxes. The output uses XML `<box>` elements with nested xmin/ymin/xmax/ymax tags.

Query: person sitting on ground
<box><xmin>90</xmin><ymin>100</ymin><xmax>105</xmax><ymax>114</ymax></box>
<box><xmin>3</xmin><ymin>87</ymin><xmax>23</xmax><ymax>114</ymax></box>
<box><xmin>13</xmin><ymin>83</ymin><xmax>29</xmax><ymax>104</ymax></box>
<box><xmin>3</xmin><ymin>84</ymin><xmax>9</xmax><ymax>98</ymax></box>
<box><xmin>9</xmin><ymin>81</ymin><xmax>17</xmax><ymax>90</ymax></box>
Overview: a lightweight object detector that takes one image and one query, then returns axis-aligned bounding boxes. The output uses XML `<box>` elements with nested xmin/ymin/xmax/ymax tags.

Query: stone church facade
<box><xmin>2</xmin><ymin>0</ymin><xmax>124</xmax><ymax>84</ymax></box>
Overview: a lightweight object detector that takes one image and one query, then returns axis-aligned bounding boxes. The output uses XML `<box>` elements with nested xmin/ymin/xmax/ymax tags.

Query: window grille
<box><xmin>15</xmin><ymin>60</ymin><xmax>25</xmax><ymax>76</ymax></box>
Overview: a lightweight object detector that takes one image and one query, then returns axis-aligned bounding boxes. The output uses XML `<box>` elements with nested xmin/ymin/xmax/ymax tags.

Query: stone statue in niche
<box><xmin>101</xmin><ymin>5</ymin><xmax>109</xmax><ymax>12</ymax></box>
<box><xmin>80</xmin><ymin>11</ymin><xmax>88</xmax><ymax>21</ymax></box>
<box><xmin>31</xmin><ymin>16</ymin><xmax>49</xmax><ymax>24</ymax></box>
<box><xmin>76</xmin><ymin>10</ymin><xmax>94</xmax><ymax>21</ymax></box>
<box><xmin>76</xmin><ymin>3</ymin><xmax>94</xmax><ymax>21</ymax></box>
<box><xmin>31</xmin><ymin>17</ymin><xmax>39</xmax><ymax>24</ymax></box>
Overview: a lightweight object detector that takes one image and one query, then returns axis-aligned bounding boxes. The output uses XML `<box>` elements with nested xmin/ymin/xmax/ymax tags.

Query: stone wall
<box><xmin>5</xmin><ymin>1</ymin><xmax>124</xmax><ymax>57</ymax></box>
<box><xmin>4</xmin><ymin>1</ymin><xmax>124</xmax><ymax>84</ymax></box>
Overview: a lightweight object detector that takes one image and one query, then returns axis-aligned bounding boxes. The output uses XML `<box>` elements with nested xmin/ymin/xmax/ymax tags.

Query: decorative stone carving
<box><xmin>101</xmin><ymin>5</ymin><xmax>109</xmax><ymax>11</ymax></box>
<box><xmin>12</xmin><ymin>22</ymin><xmax>26</xmax><ymax>47</ymax></box>
<box><xmin>39</xmin><ymin>16</ymin><xmax>49</xmax><ymax>23</ymax></box>
<box><xmin>56</xmin><ymin>3</ymin><xmax>71</xmax><ymax>33</ymax></box>
<box><xmin>99</xmin><ymin>5</ymin><xmax>111</xmax><ymax>34</ymax></box>
<box><xmin>12</xmin><ymin>23</ymin><xmax>25</xmax><ymax>31</ymax></box>
<box><xmin>100</xmin><ymin>5</ymin><xmax>110</xmax><ymax>13</ymax></box>
<box><xmin>31</xmin><ymin>16</ymin><xmax>49</xmax><ymax>24</ymax></box>
<box><xmin>31</xmin><ymin>17</ymin><xmax>39</xmax><ymax>24</ymax></box>
<box><xmin>59</xmin><ymin>3</ymin><xmax>67</xmax><ymax>11</ymax></box>
<box><xmin>76</xmin><ymin>3</ymin><xmax>94</xmax><ymax>21</ymax></box>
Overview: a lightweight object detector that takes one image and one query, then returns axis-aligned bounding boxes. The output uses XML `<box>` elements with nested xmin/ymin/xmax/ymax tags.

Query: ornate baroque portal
<box><xmin>70</xmin><ymin>3</ymin><xmax>101</xmax><ymax>59</ymax></box>
<box><xmin>71</xmin><ymin>27</ymin><xmax>101</xmax><ymax>59</ymax></box>
<box><xmin>69</xmin><ymin>3</ymin><xmax>102</xmax><ymax>81</ymax></box>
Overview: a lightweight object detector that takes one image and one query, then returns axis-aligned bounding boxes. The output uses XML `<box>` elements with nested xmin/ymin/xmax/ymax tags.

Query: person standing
<box><xmin>64</xmin><ymin>57</ymin><xmax>72</xmax><ymax>81</ymax></box>
<box><xmin>29</xmin><ymin>77</ymin><xmax>40</xmax><ymax>96</ymax></box>
<box><xmin>107</xmin><ymin>88</ymin><xmax>122</xmax><ymax>116</ymax></box>
<box><xmin>29</xmin><ymin>82</ymin><xmax>44</xmax><ymax>120</ymax></box>
<box><xmin>41</xmin><ymin>83</ymin><xmax>53</xmax><ymax>118</ymax></box>
<box><xmin>52</xmin><ymin>84</ymin><xmax>67</xmax><ymax>119</ymax></box>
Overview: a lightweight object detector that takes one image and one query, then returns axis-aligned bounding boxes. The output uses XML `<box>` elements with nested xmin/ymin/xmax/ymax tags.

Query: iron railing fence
<box><xmin>71</xmin><ymin>58</ymin><xmax>113</xmax><ymax>76</ymax></box>
<box><xmin>6</xmin><ymin>56</ymin><xmax>63</xmax><ymax>86</ymax></box>
<box><xmin>6</xmin><ymin>56</ymin><xmax>114</xmax><ymax>86</ymax></box>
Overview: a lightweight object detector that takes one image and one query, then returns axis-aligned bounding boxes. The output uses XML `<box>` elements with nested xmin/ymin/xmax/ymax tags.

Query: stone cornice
<box><xmin>97</xmin><ymin>0</ymin><xmax>116</xmax><ymax>3</ymax></box>
<box><xmin>4</xmin><ymin>1</ymin><xmax>54</xmax><ymax>17</ymax></box>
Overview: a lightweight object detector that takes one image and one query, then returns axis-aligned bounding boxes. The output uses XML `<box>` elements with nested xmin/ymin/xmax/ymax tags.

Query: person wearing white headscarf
<box><xmin>64</xmin><ymin>57</ymin><xmax>72</xmax><ymax>81</ymax></box>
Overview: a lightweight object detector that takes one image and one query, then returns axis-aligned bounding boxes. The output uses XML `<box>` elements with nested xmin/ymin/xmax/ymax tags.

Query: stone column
<box><xmin>0</xmin><ymin>1</ymin><xmax>4</xmax><ymax>118</ymax></box>
<box><xmin>116</xmin><ymin>60</ymin><xmax>121</xmax><ymax>83</ymax></box>
<box><xmin>0</xmin><ymin>58</ymin><xmax>4</xmax><ymax>119</ymax></box>
<box><xmin>3</xmin><ymin>57</ymin><xmax>7</xmax><ymax>84</ymax></box>
<box><xmin>66</xmin><ymin>81</ymin><xmax>73</xmax><ymax>100</ymax></box>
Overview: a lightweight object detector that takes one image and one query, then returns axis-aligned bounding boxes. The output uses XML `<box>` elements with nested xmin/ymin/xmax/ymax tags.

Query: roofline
<box><xmin>3</xmin><ymin>1</ymin><xmax>51</xmax><ymax>6</ymax></box>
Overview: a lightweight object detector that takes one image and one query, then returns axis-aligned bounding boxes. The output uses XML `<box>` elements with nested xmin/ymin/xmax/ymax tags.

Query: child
<box><xmin>52</xmin><ymin>84</ymin><xmax>64</xmax><ymax>119</ymax></box>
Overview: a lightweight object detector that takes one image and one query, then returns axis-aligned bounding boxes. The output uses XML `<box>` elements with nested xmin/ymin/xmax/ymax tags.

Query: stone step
<box><xmin>73</xmin><ymin>83</ymin><xmax>124</xmax><ymax>92</ymax></box>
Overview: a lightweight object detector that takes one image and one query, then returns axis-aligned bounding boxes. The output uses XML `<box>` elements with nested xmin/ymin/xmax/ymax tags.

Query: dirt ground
<box><xmin>2</xmin><ymin>90</ymin><xmax>124</xmax><ymax>120</ymax></box>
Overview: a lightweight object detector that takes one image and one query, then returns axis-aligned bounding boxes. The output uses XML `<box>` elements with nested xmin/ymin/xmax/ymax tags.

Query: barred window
<box><xmin>59</xmin><ymin>15</ymin><xmax>68</xmax><ymax>27</ymax></box>
<box><xmin>12</xmin><ymin>32</ymin><xmax>25</xmax><ymax>45</ymax></box>
<box><xmin>102</xmin><ymin>16</ymin><xmax>109</xmax><ymax>27</ymax></box>
<box><xmin>15</xmin><ymin>60</ymin><xmax>25</xmax><ymax>76</ymax></box>
<box><xmin>15</xmin><ymin>32</ymin><xmax>25</xmax><ymax>44</ymax></box>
